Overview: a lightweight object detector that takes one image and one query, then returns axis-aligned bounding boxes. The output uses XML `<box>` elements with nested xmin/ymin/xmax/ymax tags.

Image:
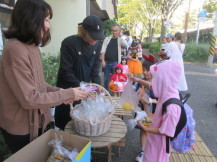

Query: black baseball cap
<box><xmin>78</xmin><ymin>15</ymin><xmax>105</xmax><ymax>40</ymax></box>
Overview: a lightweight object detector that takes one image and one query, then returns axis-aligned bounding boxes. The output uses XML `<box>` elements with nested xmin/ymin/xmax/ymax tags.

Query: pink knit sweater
<box><xmin>0</xmin><ymin>39</ymin><xmax>75</xmax><ymax>141</ymax></box>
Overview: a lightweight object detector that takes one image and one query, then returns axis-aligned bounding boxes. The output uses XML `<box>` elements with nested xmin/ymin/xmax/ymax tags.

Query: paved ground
<box><xmin>93</xmin><ymin>62</ymin><xmax>217</xmax><ymax>162</ymax></box>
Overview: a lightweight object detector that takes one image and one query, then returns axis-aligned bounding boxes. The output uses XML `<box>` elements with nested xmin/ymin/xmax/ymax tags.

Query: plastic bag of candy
<box><xmin>47</xmin><ymin>133</ymin><xmax>78</xmax><ymax>162</ymax></box>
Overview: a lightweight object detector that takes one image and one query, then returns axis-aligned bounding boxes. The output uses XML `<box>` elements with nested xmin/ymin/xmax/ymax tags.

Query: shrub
<box><xmin>42</xmin><ymin>53</ymin><xmax>60</xmax><ymax>86</ymax></box>
<box><xmin>103</xmin><ymin>19</ymin><xmax>117</xmax><ymax>37</ymax></box>
<box><xmin>0</xmin><ymin>130</ymin><xmax>12</xmax><ymax>161</ymax></box>
<box><xmin>184</xmin><ymin>42</ymin><xmax>209</xmax><ymax>62</ymax></box>
<box><xmin>141</xmin><ymin>42</ymin><xmax>151</xmax><ymax>49</ymax></box>
<box><xmin>148</xmin><ymin>42</ymin><xmax>161</xmax><ymax>57</ymax></box>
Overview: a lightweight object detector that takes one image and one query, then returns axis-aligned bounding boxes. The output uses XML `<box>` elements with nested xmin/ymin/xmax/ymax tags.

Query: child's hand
<box><xmin>127</xmin><ymin>73</ymin><xmax>139</xmax><ymax>82</ymax></box>
<box><xmin>152</xmin><ymin>99</ymin><xmax>158</xmax><ymax>104</ymax></box>
<box><xmin>158</xmin><ymin>51</ymin><xmax>167</xmax><ymax>56</ymax></box>
<box><xmin>119</xmin><ymin>76</ymin><xmax>126</xmax><ymax>81</ymax></box>
<box><xmin>137</xmin><ymin>121</ymin><xmax>146</xmax><ymax>131</ymax></box>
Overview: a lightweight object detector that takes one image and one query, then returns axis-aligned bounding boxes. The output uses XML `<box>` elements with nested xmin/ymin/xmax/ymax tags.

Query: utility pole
<box><xmin>183</xmin><ymin>0</ymin><xmax>192</xmax><ymax>43</ymax></box>
<box><xmin>207</xmin><ymin>11</ymin><xmax>217</xmax><ymax>67</ymax></box>
<box><xmin>196</xmin><ymin>0</ymin><xmax>204</xmax><ymax>44</ymax></box>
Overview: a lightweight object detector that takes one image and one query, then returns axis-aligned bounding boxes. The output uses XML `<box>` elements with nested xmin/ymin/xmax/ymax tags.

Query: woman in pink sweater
<box><xmin>0</xmin><ymin>0</ymin><xmax>88</xmax><ymax>153</ymax></box>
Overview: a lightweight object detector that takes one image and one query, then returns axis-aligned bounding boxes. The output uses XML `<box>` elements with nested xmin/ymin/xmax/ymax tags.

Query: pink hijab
<box><xmin>143</xmin><ymin>60</ymin><xmax>182</xmax><ymax>162</ymax></box>
<box><xmin>150</xmin><ymin>60</ymin><xmax>182</xmax><ymax>103</ymax></box>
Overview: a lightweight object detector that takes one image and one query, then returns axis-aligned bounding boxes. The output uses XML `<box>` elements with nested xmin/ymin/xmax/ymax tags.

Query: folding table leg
<box><xmin>108</xmin><ymin>145</ymin><xmax>112</xmax><ymax>162</ymax></box>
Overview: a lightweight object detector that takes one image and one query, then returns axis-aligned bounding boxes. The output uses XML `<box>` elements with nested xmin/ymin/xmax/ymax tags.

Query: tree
<box><xmin>154</xmin><ymin>0</ymin><xmax>185</xmax><ymax>40</ymax></box>
<box><xmin>117</xmin><ymin>0</ymin><xmax>161</xmax><ymax>42</ymax></box>
<box><xmin>135</xmin><ymin>0</ymin><xmax>161</xmax><ymax>42</ymax></box>
<box><xmin>103</xmin><ymin>19</ymin><xmax>117</xmax><ymax>37</ymax></box>
<box><xmin>203</xmin><ymin>0</ymin><xmax>217</xmax><ymax>18</ymax></box>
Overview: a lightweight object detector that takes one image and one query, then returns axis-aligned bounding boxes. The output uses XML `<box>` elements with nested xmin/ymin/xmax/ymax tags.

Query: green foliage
<box><xmin>42</xmin><ymin>53</ymin><xmax>60</xmax><ymax>86</ymax></box>
<box><xmin>203</xmin><ymin>0</ymin><xmax>217</xmax><ymax>14</ymax></box>
<box><xmin>103</xmin><ymin>19</ymin><xmax>117</xmax><ymax>37</ymax></box>
<box><xmin>148</xmin><ymin>42</ymin><xmax>161</xmax><ymax>56</ymax></box>
<box><xmin>183</xmin><ymin>42</ymin><xmax>209</xmax><ymax>62</ymax></box>
<box><xmin>118</xmin><ymin>0</ymin><xmax>161</xmax><ymax>41</ymax></box>
<box><xmin>0</xmin><ymin>130</ymin><xmax>12</xmax><ymax>161</ymax></box>
<box><xmin>141</xmin><ymin>42</ymin><xmax>151</xmax><ymax>49</ymax></box>
<box><xmin>187</xmin><ymin>33</ymin><xmax>212</xmax><ymax>43</ymax></box>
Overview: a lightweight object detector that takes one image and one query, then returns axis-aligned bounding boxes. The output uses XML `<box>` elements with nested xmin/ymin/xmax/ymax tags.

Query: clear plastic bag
<box><xmin>80</xmin><ymin>81</ymin><xmax>98</xmax><ymax>92</ymax></box>
<box><xmin>72</xmin><ymin>82</ymin><xmax>114</xmax><ymax>125</ymax></box>
<box><xmin>128</xmin><ymin>111</ymin><xmax>148</xmax><ymax>130</ymax></box>
<box><xmin>47</xmin><ymin>133</ymin><xmax>78</xmax><ymax>162</ymax></box>
<box><xmin>119</xmin><ymin>80</ymin><xmax>142</xmax><ymax>111</ymax></box>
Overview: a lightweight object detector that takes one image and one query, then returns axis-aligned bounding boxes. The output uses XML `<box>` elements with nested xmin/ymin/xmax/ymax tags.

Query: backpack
<box><xmin>162</xmin><ymin>93</ymin><xmax>196</xmax><ymax>153</ymax></box>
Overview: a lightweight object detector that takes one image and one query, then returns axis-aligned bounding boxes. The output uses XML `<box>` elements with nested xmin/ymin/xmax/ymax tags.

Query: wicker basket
<box><xmin>70</xmin><ymin>83</ymin><xmax>114</xmax><ymax>136</ymax></box>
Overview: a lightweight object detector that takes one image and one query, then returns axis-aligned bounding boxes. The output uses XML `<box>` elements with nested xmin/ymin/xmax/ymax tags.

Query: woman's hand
<box><xmin>64</xmin><ymin>100</ymin><xmax>73</xmax><ymax>105</ymax></box>
<box><xmin>72</xmin><ymin>87</ymin><xmax>89</xmax><ymax>101</ymax></box>
<box><xmin>127</xmin><ymin>73</ymin><xmax>139</xmax><ymax>82</ymax></box>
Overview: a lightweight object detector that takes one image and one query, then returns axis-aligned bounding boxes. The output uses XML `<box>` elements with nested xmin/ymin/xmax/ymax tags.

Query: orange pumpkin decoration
<box><xmin>109</xmin><ymin>82</ymin><xmax>117</xmax><ymax>91</ymax></box>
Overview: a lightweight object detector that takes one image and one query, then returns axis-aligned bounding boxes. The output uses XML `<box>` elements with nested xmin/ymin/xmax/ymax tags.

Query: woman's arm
<box><xmin>44</xmin><ymin>82</ymin><xmax>61</xmax><ymax>92</ymax></box>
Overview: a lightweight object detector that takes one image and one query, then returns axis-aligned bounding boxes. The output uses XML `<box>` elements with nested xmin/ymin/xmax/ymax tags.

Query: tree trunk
<box><xmin>160</xmin><ymin>18</ymin><xmax>166</xmax><ymax>42</ymax></box>
<box><xmin>148</xmin><ymin>21</ymin><xmax>152</xmax><ymax>43</ymax></box>
<box><xmin>140</xmin><ymin>30</ymin><xmax>144</xmax><ymax>41</ymax></box>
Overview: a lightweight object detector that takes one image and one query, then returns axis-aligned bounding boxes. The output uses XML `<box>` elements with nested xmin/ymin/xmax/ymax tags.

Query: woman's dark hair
<box><xmin>142</xmin><ymin>60</ymin><xmax>155</xmax><ymax>71</ymax></box>
<box><xmin>175</xmin><ymin>32</ymin><xmax>182</xmax><ymax>41</ymax></box>
<box><xmin>3</xmin><ymin>0</ymin><xmax>53</xmax><ymax>47</ymax></box>
<box><xmin>121</xmin><ymin>57</ymin><xmax>128</xmax><ymax>64</ymax></box>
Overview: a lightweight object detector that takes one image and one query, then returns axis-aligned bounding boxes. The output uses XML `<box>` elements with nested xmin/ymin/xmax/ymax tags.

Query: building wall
<box><xmin>105</xmin><ymin>0</ymin><xmax>115</xmax><ymax>19</ymax></box>
<box><xmin>42</xmin><ymin>0</ymin><xmax>87</xmax><ymax>55</ymax></box>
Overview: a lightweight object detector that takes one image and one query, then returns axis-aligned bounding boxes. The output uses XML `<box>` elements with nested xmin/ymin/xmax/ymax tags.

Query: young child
<box><xmin>128</xmin><ymin>60</ymin><xmax>182</xmax><ymax>162</ymax></box>
<box><xmin>135</xmin><ymin>38</ymin><xmax>143</xmax><ymax>61</ymax></box>
<box><xmin>135</xmin><ymin>54</ymin><xmax>157</xmax><ymax>162</ymax></box>
<box><xmin>160</xmin><ymin>37</ymin><xmax>168</xmax><ymax>51</ymax></box>
<box><xmin>121</xmin><ymin>46</ymin><xmax>127</xmax><ymax>57</ymax></box>
<box><xmin>121</xmin><ymin>57</ymin><xmax>129</xmax><ymax>75</ymax></box>
<box><xmin>109</xmin><ymin>64</ymin><xmax>127</xmax><ymax>97</ymax></box>
<box><xmin>158</xmin><ymin>37</ymin><xmax>168</xmax><ymax>61</ymax></box>
<box><xmin>127</xmin><ymin>48</ymin><xmax>143</xmax><ymax>76</ymax></box>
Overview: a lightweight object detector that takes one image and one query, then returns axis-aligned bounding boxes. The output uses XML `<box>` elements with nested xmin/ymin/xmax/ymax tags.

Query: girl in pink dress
<box><xmin>120</xmin><ymin>57</ymin><xmax>129</xmax><ymax>75</ymax></box>
<box><xmin>128</xmin><ymin>60</ymin><xmax>182</xmax><ymax>162</ymax></box>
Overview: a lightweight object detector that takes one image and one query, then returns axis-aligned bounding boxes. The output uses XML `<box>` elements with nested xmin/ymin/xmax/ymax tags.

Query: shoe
<box><xmin>135</xmin><ymin>151</ymin><xmax>144</xmax><ymax>162</ymax></box>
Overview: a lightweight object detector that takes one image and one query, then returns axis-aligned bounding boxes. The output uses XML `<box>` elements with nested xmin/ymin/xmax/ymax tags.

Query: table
<box><xmin>104</xmin><ymin>96</ymin><xmax>134</xmax><ymax>118</ymax></box>
<box><xmin>64</xmin><ymin>116</ymin><xmax>127</xmax><ymax>162</ymax></box>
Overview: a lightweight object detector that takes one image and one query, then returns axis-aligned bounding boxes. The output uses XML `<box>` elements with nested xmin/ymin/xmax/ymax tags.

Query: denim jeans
<box><xmin>104</xmin><ymin>61</ymin><xmax>118</xmax><ymax>90</ymax></box>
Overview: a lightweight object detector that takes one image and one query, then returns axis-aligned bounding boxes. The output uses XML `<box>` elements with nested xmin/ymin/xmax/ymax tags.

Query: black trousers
<box><xmin>54</xmin><ymin>104</ymin><xmax>71</xmax><ymax>130</ymax></box>
<box><xmin>1</xmin><ymin>128</ymin><xmax>42</xmax><ymax>153</ymax></box>
<box><xmin>55</xmin><ymin>101</ymin><xmax>81</xmax><ymax>130</ymax></box>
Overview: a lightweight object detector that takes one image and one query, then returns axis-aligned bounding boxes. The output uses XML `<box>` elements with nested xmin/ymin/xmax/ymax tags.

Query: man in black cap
<box><xmin>54</xmin><ymin>15</ymin><xmax>105</xmax><ymax>130</ymax></box>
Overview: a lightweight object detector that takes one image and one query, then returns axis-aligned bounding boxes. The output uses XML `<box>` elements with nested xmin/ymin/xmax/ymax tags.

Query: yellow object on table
<box><xmin>123</xmin><ymin>102</ymin><xmax>134</xmax><ymax>111</ymax></box>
